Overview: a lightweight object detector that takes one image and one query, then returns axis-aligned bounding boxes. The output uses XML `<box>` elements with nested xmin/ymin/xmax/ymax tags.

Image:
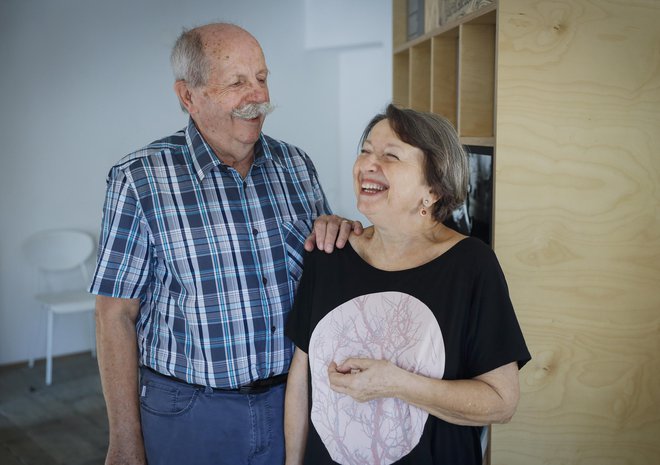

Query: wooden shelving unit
<box><xmin>392</xmin><ymin>1</ymin><xmax>496</xmax><ymax>146</ymax></box>
<box><xmin>392</xmin><ymin>2</ymin><xmax>660</xmax><ymax>465</ymax></box>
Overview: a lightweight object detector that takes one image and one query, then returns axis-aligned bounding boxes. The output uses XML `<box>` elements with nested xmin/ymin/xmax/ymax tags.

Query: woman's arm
<box><xmin>284</xmin><ymin>347</ymin><xmax>310</xmax><ymax>465</ymax></box>
<box><xmin>327</xmin><ymin>359</ymin><xmax>520</xmax><ymax>426</ymax></box>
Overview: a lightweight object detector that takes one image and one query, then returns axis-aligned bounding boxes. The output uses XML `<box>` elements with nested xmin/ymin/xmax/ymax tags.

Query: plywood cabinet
<box><xmin>393</xmin><ymin>1</ymin><xmax>660</xmax><ymax>464</ymax></box>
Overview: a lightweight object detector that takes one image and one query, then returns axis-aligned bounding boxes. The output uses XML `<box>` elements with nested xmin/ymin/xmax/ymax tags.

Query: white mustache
<box><xmin>231</xmin><ymin>102</ymin><xmax>275</xmax><ymax>120</ymax></box>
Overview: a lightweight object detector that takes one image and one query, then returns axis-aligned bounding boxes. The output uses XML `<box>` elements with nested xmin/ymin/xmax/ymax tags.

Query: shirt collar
<box><xmin>185</xmin><ymin>118</ymin><xmax>274</xmax><ymax>182</ymax></box>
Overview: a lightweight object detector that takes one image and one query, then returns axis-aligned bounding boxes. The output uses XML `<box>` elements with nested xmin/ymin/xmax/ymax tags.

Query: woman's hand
<box><xmin>327</xmin><ymin>358</ymin><xmax>400</xmax><ymax>402</ymax></box>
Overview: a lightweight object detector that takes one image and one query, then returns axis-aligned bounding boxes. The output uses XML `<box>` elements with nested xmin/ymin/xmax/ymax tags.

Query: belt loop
<box><xmin>204</xmin><ymin>386</ymin><xmax>213</xmax><ymax>394</ymax></box>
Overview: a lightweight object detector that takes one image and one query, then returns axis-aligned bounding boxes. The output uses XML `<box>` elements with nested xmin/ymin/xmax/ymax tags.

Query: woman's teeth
<box><xmin>362</xmin><ymin>183</ymin><xmax>386</xmax><ymax>193</ymax></box>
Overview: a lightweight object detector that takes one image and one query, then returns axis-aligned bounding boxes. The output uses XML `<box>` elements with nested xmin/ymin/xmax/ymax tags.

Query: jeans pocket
<box><xmin>139</xmin><ymin>378</ymin><xmax>199</xmax><ymax>417</ymax></box>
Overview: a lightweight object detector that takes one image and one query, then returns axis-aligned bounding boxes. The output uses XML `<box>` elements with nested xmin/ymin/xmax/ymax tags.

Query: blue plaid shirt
<box><xmin>90</xmin><ymin>119</ymin><xmax>331</xmax><ymax>388</ymax></box>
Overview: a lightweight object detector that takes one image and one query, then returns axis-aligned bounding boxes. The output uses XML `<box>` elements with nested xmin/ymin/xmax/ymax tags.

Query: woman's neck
<box><xmin>349</xmin><ymin>222</ymin><xmax>464</xmax><ymax>271</ymax></box>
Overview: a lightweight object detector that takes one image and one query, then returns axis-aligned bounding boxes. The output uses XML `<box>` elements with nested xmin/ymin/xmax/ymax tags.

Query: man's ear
<box><xmin>174</xmin><ymin>80</ymin><xmax>195</xmax><ymax>114</ymax></box>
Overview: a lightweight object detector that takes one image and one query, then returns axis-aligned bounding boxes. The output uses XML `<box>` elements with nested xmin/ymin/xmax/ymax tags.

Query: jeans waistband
<box><xmin>142</xmin><ymin>367</ymin><xmax>287</xmax><ymax>395</ymax></box>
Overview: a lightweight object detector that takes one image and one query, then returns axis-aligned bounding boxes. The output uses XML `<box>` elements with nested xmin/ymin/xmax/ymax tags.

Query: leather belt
<box><xmin>143</xmin><ymin>367</ymin><xmax>287</xmax><ymax>395</ymax></box>
<box><xmin>234</xmin><ymin>373</ymin><xmax>288</xmax><ymax>394</ymax></box>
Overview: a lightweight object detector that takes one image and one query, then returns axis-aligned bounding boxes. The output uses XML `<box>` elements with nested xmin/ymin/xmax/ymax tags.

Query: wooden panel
<box><xmin>459</xmin><ymin>21</ymin><xmax>495</xmax><ymax>137</ymax></box>
<box><xmin>493</xmin><ymin>1</ymin><xmax>660</xmax><ymax>464</ymax></box>
<box><xmin>393</xmin><ymin>50</ymin><xmax>410</xmax><ymax>107</ymax></box>
<box><xmin>393</xmin><ymin>0</ymin><xmax>407</xmax><ymax>48</ymax></box>
<box><xmin>410</xmin><ymin>40</ymin><xmax>432</xmax><ymax>111</ymax></box>
<box><xmin>425</xmin><ymin>0</ymin><xmax>441</xmax><ymax>33</ymax></box>
<box><xmin>431</xmin><ymin>32</ymin><xmax>458</xmax><ymax>126</ymax></box>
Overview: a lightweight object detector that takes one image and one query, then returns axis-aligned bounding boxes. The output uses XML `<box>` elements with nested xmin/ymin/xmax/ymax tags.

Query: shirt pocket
<box><xmin>281</xmin><ymin>218</ymin><xmax>313</xmax><ymax>284</ymax></box>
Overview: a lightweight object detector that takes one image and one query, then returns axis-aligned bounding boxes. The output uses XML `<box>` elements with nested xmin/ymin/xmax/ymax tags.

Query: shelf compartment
<box><xmin>393</xmin><ymin>0</ymin><xmax>408</xmax><ymax>49</ymax></box>
<box><xmin>458</xmin><ymin>11</ymin><xmax>496</xmax><ymax>137</ymax></box>
<box><xmin>393</xmin><ymin>50</ymin><xmax>410</xmax><ymax>107</ymax></box>
<box><xmin>431</xmin><ymin>29</ymin><xmax>458</xmax><ymax>127</ymax></box>
<box><xmin>410</xmin><ymin>39</ymin><xmax>432</xmax><ymax>111</ymax></box>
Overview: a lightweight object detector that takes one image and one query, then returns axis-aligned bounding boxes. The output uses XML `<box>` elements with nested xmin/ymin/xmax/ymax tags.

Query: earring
<box><xmin>420</xmin><ymin>198</ymin><xmax>430</xmax><ymax>216</ymax></box>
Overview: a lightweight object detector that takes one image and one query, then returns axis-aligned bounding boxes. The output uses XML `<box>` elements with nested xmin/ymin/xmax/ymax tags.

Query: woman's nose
<box><xmin>358</xmin><ymin>153</ymin><xmax>379</xmax><ymax>172</ymax></box>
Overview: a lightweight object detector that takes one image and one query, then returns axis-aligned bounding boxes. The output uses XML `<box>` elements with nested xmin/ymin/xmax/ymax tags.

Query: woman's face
<box><xmin>353</xmin><ymin>119</ymin><xmax>435</xmax><ymax>224</ymax></box>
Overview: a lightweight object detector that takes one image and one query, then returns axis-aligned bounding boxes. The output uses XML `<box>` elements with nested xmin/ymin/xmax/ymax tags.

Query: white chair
<box><xmin>23</xmin><ymin>229</ymin><xmax>97</xmax><ymax>385</ymax></box>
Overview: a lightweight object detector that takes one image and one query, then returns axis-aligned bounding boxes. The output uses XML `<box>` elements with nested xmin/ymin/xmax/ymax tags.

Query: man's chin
<box><xmin>236</xmin><ymin>128</ymin><xmax>264</xmax><ymax>146</ymax></box>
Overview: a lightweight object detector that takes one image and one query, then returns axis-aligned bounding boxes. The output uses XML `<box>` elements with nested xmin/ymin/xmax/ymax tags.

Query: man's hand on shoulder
<box><xmin>304</xmin><ymin>215</ymin><xmax>364</xmax><ymax>253</ymax></box>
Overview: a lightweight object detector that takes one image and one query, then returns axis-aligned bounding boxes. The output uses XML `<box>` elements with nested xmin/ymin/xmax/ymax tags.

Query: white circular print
<box><xmin>308</xmin><ymin>291</ymin><xmax>445</xmax><ymax>465</ymax></box>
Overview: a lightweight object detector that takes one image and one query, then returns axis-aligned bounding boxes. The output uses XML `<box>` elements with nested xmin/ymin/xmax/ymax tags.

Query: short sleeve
<box><xmin>285</xmin><ymin>250</ymin><xmax>318</xmax><ymax>353</ymax></box>
<box><xmin>306</xmin><ymin>156</ymin><xmax>332</xmax><ymax>218</ymax></box>
<box><xmin>89</xmin><ymin>166</ymin><xmax>151</xmax><ymax>299</ymax></box>
<box><xmin>464</xmin><ymin>247</ymin><xmax>531</xmax><ymax>378</ymax></box>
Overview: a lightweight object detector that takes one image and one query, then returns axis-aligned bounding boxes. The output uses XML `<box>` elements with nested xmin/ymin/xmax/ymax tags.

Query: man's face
<box><xmin>187</xmin><ymin>29</ymin><xmax>270</xmax><ymax>164</ymax></box>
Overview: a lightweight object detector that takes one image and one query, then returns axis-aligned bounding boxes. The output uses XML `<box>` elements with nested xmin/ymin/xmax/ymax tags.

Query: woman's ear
<box><xmin>427</xmin><ymin>189</ymin><xmax>441</xmax><ymax>206</ymax></box>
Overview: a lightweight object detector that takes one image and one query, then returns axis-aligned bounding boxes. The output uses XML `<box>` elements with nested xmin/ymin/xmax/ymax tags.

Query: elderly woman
<box><xmin>284</xmin><ymin>104</ymin><xmax>530</xmax><ymax>465</ymax></box>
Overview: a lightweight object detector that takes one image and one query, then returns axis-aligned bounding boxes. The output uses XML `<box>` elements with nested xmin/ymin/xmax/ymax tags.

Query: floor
<box><xmin>0</xmin><ymin>353</ymin><xmax>108</xmax><ymax>465</ymax></box>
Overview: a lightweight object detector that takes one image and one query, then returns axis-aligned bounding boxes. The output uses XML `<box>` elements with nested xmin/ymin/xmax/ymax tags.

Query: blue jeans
<box><xmin>139</xmin><ymin>367</ymin><xmax>285</xmax><ymax>465</ymax></box>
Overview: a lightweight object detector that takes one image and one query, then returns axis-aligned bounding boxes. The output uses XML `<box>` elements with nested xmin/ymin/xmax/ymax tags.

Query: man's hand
<box><xmin>304</xmin><ymin>215</ymin><xmax>363</xmax><ymax>253</ymax></box>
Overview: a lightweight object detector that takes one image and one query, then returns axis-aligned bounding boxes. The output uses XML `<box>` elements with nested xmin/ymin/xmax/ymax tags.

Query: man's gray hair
<box><xmin>171</xmin><ymin>27</ymin><xmax>209</xmax><ymax>88</ymax></box>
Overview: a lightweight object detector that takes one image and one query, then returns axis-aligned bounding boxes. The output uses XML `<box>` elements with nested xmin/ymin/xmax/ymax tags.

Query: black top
<box><xmin>286</xmin><ymin>237</ymin><xmax>530</xmax><ymax>465</ymax></box>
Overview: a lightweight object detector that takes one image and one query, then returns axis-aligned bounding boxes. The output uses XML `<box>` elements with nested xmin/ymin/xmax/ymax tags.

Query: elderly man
<box><xmin>90</xmin><ymin>23</ymin><xmax>359</xmax><ymax>465</ymax></box>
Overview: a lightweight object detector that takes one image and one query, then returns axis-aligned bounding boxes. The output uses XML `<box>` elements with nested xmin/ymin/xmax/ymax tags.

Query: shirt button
<box><xmin>242</xmin><ymin>181</ymin><xmax>247</xmax><ymax>189</ymax></box>
<box><xmin>269</xmin><ymin>371</ymin><xmax>275</xmax><ymax>377</ymax></box>
<box><xmin>262</xmin><ymin>277</ymin><xmax>268</xmax><ymax>285</ymax></box>
<box><xmin>253</xmin><ymin>228</ymin><xmax>258</xmax><ymax>235</ymax></box>
<box><xmin>271</xmin><ymin>326</ymin><xmax>276</xmax><ymax>333</ymax></box>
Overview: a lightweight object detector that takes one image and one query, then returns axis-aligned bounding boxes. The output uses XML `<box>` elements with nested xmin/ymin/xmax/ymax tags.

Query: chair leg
<box><xmin>46</xmin><ymin>309</ymin><xmax>54</xmax><ymax>386</ymax></box>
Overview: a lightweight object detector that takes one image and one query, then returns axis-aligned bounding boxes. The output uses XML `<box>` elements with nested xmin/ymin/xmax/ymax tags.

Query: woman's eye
<box><xmin>385</xmin><ymin>153</ymin><xmax>400</xmax><ymax>160</ymax></box>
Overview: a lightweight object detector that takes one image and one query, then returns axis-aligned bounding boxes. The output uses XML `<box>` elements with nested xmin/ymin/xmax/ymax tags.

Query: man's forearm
<box><xmin>95</xmin><ymin>296</ymin><xmax>146</xmax><ymax>464</ymax></box>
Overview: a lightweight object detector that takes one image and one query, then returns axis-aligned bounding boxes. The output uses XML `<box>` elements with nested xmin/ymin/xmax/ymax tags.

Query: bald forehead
<box><xmin>196</xmin><ymin>23</ymin><xmax>262</xmax><ymax>53</ymax></box>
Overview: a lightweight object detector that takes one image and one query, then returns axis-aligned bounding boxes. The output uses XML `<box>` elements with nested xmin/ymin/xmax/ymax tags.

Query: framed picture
<box><xmin>444</xmin><ymin>145</ymin><xmax>493</xmax><ymax>245</ymax></box>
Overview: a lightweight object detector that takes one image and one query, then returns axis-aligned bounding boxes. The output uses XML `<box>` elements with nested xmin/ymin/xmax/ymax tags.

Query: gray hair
<box><xmin>170</xmin><ymin>27</ymin><xmax>209</xmax><ymax>88</ymax></box>
<box><xmin>359</xmin><ymin>104</ymin><xmax>469</xmax><ymax>222</ymax></box>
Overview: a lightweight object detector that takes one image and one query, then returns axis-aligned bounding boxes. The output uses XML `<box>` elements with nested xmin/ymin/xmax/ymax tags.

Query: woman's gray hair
<box><xmin>170</xmin><ymin>27</ymin><xmax>209</xmax><ymax>88</ymax></box>
<box><xmin>359</xmin><ymin>104</ymin><xmax>469</xmax><ymax>223</ymax></box>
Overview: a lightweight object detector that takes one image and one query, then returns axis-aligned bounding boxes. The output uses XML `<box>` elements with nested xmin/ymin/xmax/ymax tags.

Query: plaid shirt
<box><xmin>90</xmin><ymin>119</ymin><xmax>330</xmax><ymax>388</ymax></box>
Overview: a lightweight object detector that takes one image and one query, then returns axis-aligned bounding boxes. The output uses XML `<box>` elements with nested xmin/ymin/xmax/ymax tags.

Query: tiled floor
<box><xmin>0</xmin><ymin>353</ymin><xmax>108</xmax><ymax>465</ymax></box>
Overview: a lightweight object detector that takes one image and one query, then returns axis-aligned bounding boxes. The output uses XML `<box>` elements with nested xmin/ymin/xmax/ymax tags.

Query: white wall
<box><xmin>0</xmin><ymin>0</ymin><xmax>391</xmax><ymax>365</ymax></box>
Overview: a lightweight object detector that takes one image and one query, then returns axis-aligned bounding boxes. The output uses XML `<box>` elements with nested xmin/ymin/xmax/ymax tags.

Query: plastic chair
<box><xmin>23</xmin><ymin>229</ymin><xmax>97</xmax><ymax>385</ymax></box>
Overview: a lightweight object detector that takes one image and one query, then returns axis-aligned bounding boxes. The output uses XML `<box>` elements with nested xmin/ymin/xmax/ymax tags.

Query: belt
<box><xmin>234</xmin><ymin>373</ymin><xmax>288</xmax><ymax>394</ymax></box>
<box><xmin>143</xmin><ymin>367</ymin><xmax>287</xmax><ymax>395</ymax></box>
